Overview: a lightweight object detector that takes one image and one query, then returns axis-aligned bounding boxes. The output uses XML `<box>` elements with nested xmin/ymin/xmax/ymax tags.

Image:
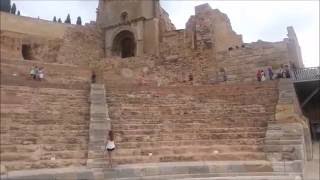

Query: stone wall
<box><xmin>160</xmin><ymin>30</ymin><xmax>186</xmax><ymax>57</ymax></box>
<box><xmin>186</xmin><ymin>4</ymin><xmax>243</xmax><ymax>52</ymax></box>
<box><xmin>0</xmin><ymin>12</ymin><xmax>104</xmax><ymax>66</ymax></box>
<box><xmin>159</xmin><ymin>7</ymin><xmax>176</xmax><ymax>34</ymax></box>
<box><xmin>56</xmin><ymin>23</ymin><xmax>104</xmax><ymax>66</ymax></box>
<box><xmin>215</xmin><ymin>41</ymin><xmax>291</xmax><ymax>83</ymax></box>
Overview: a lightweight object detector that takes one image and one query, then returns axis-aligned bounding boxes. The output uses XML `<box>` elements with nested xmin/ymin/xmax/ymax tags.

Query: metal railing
<box><xmin>292</xmin><ymin>67</ymin><xmax>320</xmax><ymax>82</ymax></box>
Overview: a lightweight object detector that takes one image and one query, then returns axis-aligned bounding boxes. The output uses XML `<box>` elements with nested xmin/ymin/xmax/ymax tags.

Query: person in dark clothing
<box><xmin>91</xmin><ymin>71</ymin><xmax>96</xmax><ymax>83</ymax></box>
<box><xmin>268</xmin><ymin>67</ymin><xmax>274</xmax><ymax>80</ymax></box>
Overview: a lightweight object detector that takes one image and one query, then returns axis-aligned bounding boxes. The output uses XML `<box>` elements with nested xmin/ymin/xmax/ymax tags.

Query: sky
<box><xmin>12</xmin><ymin>0</ymin><xmax>319</xmax><ymax>67</ymax></box>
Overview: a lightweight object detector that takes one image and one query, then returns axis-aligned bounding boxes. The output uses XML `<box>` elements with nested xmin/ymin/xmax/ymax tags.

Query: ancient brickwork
<box><xmin>215</xmin><ymin>41</ymin><xmax>291</xmax><ymax>83</ymax></box>
<box><xmin>0</xmin><ymin>12</ymin><xmax>104</xmax><ymax>66</ymax></box>
<box><xmin>0</xmin><ymin>59</ymin><xmax>91</xmax><ymax>171</ymax></box>
<box><xmin>160</xmin><ymin>30</ymin><xmax>186</xmax><ymax>57</ymax></box>
<box><xmin>56</xmin><ymin>23</ymin><xmax>104</xmax><ymax>66</ymax></box>
<box><xmin>159</xmin><ymin>7</ymin><xmax>176</xmax><ymax>34</ymax></box>
<box><xmin>186</xmin><ymin>4</ymin><xmax>243</xmax><ymax>52</ymax></box>
<box><xmin>0</xmin><ymin>31</ymin><xmax>63</xmax><ymax>62</ymax></box>
<box><xmin>104</xmin><ymin>82</ymin><xmax>278</xmax><ymax>164</ymax></box>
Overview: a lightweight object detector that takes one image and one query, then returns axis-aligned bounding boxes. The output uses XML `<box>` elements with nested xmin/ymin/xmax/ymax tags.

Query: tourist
<box><xmin>268</xmin><ymin>67</ymin><xmax>274</xmax><ymax>80</ymax></box>
<box><xmin>256</xmin><ymin>70</ymin><xmax>261</xmax><ymax>82</ymax></box>
<box><xmin>280</xmin><ymin>65</ymin><xmax>286</xmax><ymax>78</ymax></box>
<box><xmin>91</xmin><ymin>71</ymin><xmax>96</xmax><ymax>83</ymax></box>
<box><xmin>105</xmin><ymin>130</ymin><xmax>115</xmax><ymax>168</ymax></box>
<box><xmin>30</xmin><ymin>66</ymin><xmax>36</xmax><ymax>79</ymax></box>
<box><xmin>284</xmin><ymin>65</ymin><xmax>291</xmax><ymax>78</ymax></box>
<box><xmin>38</xmin><ymin>67</ymin><xmax>44</xmax><ymax>81</ymax></box>
<box><xmin>261</xmin><ymin>70</ymin><xmax>266</xmax><ymax>81</ymax></box>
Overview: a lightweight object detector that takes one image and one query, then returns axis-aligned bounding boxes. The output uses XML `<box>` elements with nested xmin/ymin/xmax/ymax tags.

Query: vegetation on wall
<box><xmin>64</xmin><ymin>14</ymin><xmax>71</xmax><ymax>24</ymax></box>
<box><xmin>76</xmin><ymin>16</ymin><xmax>82</xmax><ymax>25</ymax></box>
<box><xmin>10</xmin><ymin>2</ymin><xmax>16</xmax><ymax>14</ymax></box>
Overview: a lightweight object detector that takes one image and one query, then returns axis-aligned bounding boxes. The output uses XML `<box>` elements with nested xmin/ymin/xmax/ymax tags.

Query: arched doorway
<box><xmin>112</xmin><ymin>30</ymin><xmax>136</xmax><ymax>58</ymax></box>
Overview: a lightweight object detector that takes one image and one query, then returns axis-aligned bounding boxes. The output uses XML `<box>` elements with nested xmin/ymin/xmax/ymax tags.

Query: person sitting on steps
<box><xmin>38</xmin><ymin>67</ymin><xmax>44</xmax><ymax>81</ymax></box>
<box><xmin>30</xmin><ymin>65</ymin><xmax>36</xmax><ymax>79</ymax></box>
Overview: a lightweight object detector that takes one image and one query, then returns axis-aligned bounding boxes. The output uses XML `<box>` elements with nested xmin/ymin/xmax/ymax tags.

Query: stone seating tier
<box><xmin>1</xmin><ymin>59</ymin><xmax>91</xmax><ymax>171</ymax></box>
<box><xmin>103</xmin><ymin>81</ymin><xmax>278</xmax><ymax>165</ymax></box>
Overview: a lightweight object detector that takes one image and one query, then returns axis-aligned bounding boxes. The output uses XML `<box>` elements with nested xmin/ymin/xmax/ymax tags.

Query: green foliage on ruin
<box><xmin>64</xmin><ymin>14</ymin><xmax>71</xmax><ymax>24</ymax></box>
<box><xmin>10</xmin><ymin>2</ymin><xmax>16</xmax><ymax>14</ymax></box>
<box><xmin>76</xmin><ymin>16</ymin><xmax>82</xmax><ymax>25</ymax></box>
<box><xmin>53</xmin><ymin>16</ymin><xmax>57</xmax><ymax>22</ymax></box>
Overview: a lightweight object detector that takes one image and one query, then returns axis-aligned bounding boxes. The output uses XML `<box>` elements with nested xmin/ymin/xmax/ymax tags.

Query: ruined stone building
<box><xmin>1</xmin><ymin>1</ymin><xmax>319</xmax><ymax>179</ymax></box>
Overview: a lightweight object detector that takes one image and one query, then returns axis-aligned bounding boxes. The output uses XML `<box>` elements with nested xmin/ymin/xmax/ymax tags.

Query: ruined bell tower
<box><xmin>97</xmin><ymin>0</ymin><xmax>161</xmax><ymax>58</ymax></box>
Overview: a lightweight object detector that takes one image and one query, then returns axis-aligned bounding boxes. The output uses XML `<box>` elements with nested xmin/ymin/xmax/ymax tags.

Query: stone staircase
<box><xmin>103</xmin><ymin>82</ymin><xmax>278</xmax><ymax>165</ymax></box>
<box><xmin>0</xmin><ymin>85</ymin><xmax>90</xmax><ymax>171</ymax></box>
<box><xmin>87</xmin><ymin>84</ymin><xmax>111</xmax><ymax>169</ymax></box>
<box><xmin>264</xmin><ymin>123</ymin><xmax>305</xmax><ymax>162</ymax></box>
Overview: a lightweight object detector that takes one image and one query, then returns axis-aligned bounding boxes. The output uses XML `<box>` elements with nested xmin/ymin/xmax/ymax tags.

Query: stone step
<box><xmin>112</xmin><ymin>153</ymin><xmax>267</xmax><ymax>164</ymax></box>
<box><xmin>114</xmin><ymin>133</ymin><xmax>265</xmax><ymax>142</ymax></box>
<box><xmin>116</xmin><ymin>139</ymin><xmax>265</xmax><ymax>148</ymax></box>
<box><xmin>113</xmin><ymin>127</ymin><xmax>267</xmax><ymax>134</ymax></box>
<box><xmin>111</xmin><ymin>122</ymin><xmax>268</xmax><ymax>129</ymax></box>
<box><xmin>102</xmin><ymin>161</ymin><xmax>301</xmax><ymax>179</ymax></box>
<box><xmin>109</xmin><ymin>174</ymin><xmax>301</xmax><ymax>180</ymax></box>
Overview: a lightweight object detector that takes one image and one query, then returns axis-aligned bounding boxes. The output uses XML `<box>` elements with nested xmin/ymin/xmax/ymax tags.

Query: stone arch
<box><xmin>112</xmin><ymin>30</ymin><xmax>136</xmax><ymax>58</ymax></box>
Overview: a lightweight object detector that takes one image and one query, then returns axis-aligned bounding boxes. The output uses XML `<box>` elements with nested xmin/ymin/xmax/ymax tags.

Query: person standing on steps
<box><xmin>105</xmin><ymin>130</ymin><xmax>115</xmax><ymax>168</ymax></box>
<box><xmin>256</xmin><ymin>69</ymin><xmax>262</xmax><ymax>82</ymax></box>
<box><xmin>261</xmin><ymin>70</ymin><xmax>266</xmax><ymax>81</ymax></box>
<box><xmin>91</xmin><ymin>71</ymin><xmax>96</xmax><ymax>84</ymax></box>
<box><xmin>268</xmin><ymin>67</ymin><xmax>274</xmax><ymax>80</ymax></box>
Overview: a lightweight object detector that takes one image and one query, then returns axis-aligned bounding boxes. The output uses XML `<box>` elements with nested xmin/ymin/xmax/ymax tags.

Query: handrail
<box><xmin>292</xmin><ymin>67</ymin><xmax>320</xmax><ymax>82</ymax></box>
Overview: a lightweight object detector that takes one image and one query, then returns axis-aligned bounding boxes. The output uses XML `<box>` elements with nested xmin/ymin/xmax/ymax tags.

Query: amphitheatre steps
<box><xmin>1</xmin><ymin>58</ymin><xmax>91</xmax><ymax>89</ymax></box>
<box><xmin>103</xmin><ymin>81</ymin><xmax>278</xmax><ymax>165</ymax></box>
<box><xmin>1</xmin><ymin>59</ymin><xmax>91</xmax><ymax>171</ymax></box>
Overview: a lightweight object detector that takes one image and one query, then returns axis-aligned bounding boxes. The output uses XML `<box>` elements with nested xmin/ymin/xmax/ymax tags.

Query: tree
<box><xmin>58</xmin><ymin>18</ymin><xmax>62</xmax><ymax>23</ymax></box>
<box><xmin>64</xmin><ymin>14</ymin><xmax>71</xmax><ymax>24</ymax></box>
<box><xmin>10</xmin><ymin>3</ymin><xmax>16</xmax><ymax>14</ymax></box>
<box><xmin>0</xmin><ymin>0</ymin><xmax>11</xmax><ymax>12</ymax></box>
<box><xmin>53</xmin><ymin>16</ymin><xmax>57</xmax><ymax>22</ymax></box>
<box><xmin>17</xmin><ymin>10</ymin><xmax>20</xmax><ymax>16</ymax></box>
<box><xmin>76</xmin><ymin>16</ymin><xmax>82</xmax><ymax>25</ymax></box>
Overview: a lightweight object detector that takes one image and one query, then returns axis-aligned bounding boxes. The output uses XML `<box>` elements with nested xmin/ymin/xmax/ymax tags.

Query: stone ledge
<box><xmin>101</xmin><ymin>161</ymin><xmax>302</xmax><ymax>179</ymax></box>
<box><xmin>0</xmin><ymin>167</ymin><xmax>94</xmax><ymax>180</ymax></box>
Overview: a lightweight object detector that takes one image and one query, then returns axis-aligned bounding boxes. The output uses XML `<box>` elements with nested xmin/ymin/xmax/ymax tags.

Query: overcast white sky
<box><xmin>12</xmin><ymin>0</ymin><xmax>319</xmax><ymax>67</ymax></box>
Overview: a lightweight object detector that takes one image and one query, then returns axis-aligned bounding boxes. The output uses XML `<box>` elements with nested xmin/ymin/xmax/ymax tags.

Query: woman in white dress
<box><xmin>106</xmin><ymin>130</ymin><xmax>115</xmax><ymax>168</ymax></box>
